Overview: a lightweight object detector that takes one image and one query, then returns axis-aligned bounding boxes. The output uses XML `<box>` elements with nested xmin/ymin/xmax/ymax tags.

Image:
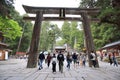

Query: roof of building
<box><xmin>101</xmin><ymin>40</ymin><xmax>120</xmax><ymax>50</ymax></box>
<box><xmin>0</xmin><ymin>42</ymin><xmax>8</xmax><ymax>47</ymax></box>
<box><xmin>54</xmin><ymin>46</ymin><xmax>66</xmax><ymax>49</ymax></box>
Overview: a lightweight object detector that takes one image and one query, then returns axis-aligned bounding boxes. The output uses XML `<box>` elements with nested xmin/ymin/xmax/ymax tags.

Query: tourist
<box><xmin>72</xmin><ymin>53</ymin><xmax>77</xmax><ymax>68</ymax></box>
<box><xmin>108</xmin><ymin>53</ymin><xmax>113</xmax><ymax>65</ymax></box>
<box><xmin>90</xmin><ymin>51</ymin><xmax>96</xmax><ymax>68</ymax></box>
<box><xmin>38</xmin><ymin>51</ymin><xmax>45</xmax><ymax>70</ymax></box>
<box><xmin>57</xmin><ymin>51</ymin><xmax>64</xmax><ymax>73</ymax></box>
<box><xmin>112</xmin><ymin>52</ymin><xmax>118</xmax><ymax>67</ymax></box>
<box><xmin>66</xmin><ymin>52</ymin><xmax>72</xmax><ymax>70</ymax></box>
<box><xmin>52</xmin><ymin>53</ymin><xmax>57</xmax><ymax>73</ymax></box>
<box><xmin>82</xmin><ymin>54</ymin><xmax>86</xmax><ymax>67</ymax></box>
<box><xmin>46</xmin><ymin>53</ymin><xmax>52</xmax><ymax>67</ymax></box>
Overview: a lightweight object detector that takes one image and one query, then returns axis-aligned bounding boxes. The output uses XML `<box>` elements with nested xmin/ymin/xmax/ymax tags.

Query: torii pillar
<box><xmin>27</xmin><ymin>12</ymin><xmax>43</xmax><ymax>68</ymax></box>
<box><xmin>82</xmin><ymin>12</ymin><xmax>99</xmax><ymax>67</ymax></box>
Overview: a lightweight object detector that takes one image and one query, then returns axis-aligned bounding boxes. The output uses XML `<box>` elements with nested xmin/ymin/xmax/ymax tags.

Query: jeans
<box><xmin>52</xmin><ymin>62</ymin><xmax>56</xmax><ymax>72</ymax></box>
<box><xmin>92</xmin><ymin>60</ymin><xmax>96</xmax><ymax>67</ymax></box>
<box><xmin>67</xmin><ymin>60</ymin><xmax>71</xmax><ymax>69</ymax></box>
<box><xmin>59</xmin><ymin>61</ymin><xmax>63</xmax><ymax>73</ymax></box>
<box><xmin>39</xmin><ymin>59</ymin><xmax>44</xmax><ymax>69</ymax></box>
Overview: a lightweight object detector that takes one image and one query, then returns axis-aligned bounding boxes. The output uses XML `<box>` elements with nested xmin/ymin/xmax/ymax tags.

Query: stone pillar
<box><xmin>27</xmin><ymin>12</ymin><xmax>43</xmax><ymax>68</ymax></box>
<box><xmin>82</xmin><ymin>12</ymin><xmax>99</xmax><ymax>67</ymax></box>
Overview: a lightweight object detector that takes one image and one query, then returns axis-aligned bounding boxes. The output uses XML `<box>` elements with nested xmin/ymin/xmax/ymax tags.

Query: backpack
<box><xmin>52</xmin><ymin>57</ymin><xmax>56</xmax><ymax>64</ymax></box>
<box><xmin>57</xmin><ymin>54</ymin><xmax>64</xmax><ymax>61</ymax></box>
<box><xmin>90</xmin><ymin>54</ymin><xmax>93</xmax><ymax>59</ymax></box>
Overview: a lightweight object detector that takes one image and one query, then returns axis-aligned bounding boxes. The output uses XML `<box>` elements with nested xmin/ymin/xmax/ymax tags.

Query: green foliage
<box><xmin>99</xmin><ymin>7</ymin><xmax>120</xmax><ymax>26</ymax></box>
<box><xmin>56</xmin><ymin>39</ymin><xmax>65</xmax><ymax>46</ymax></box>
<box><xmin>39</xmin><ymin>21</ymin><xmax>50</xmax><ymax>51</ymax></box>
<box><xmin>79</xmin><ymin>0</ymin><xmax>120</xmax><ymax>50</ymax></box>
<box><xmin>61</xmin><ymin>21</ymin><xmax>71</xmax><ymax>44</ymax></box>
<box><xmin>0</xmin><ymin>0</ymin><xmax>33</xmax><ymax>54</ymax></box>
<box><xmin>3</xmin><ymin>12</ymin><xmax>33</xmax><ymax>54</ymax></box>
<box><xmin>96</xmin><ymin>0</ymin><xmax>111</xmax><ymax>9</ymax></box>
<box><xmin>61</xmin><ymin>21</ymin><xmax>84</xmax><ymax>51</ymax></box>
<box><xmin>39</xmin><ymin>21</ymin><xmax>61</xmax><ymax>51</ymax></box>
<box><xmin>0</xmin><ymin>0</ymin><xmax>14</xmax><ymax>17</ymax></box>
<box><xmin>79</xmin><ymin>0</ymin><xmax>97</xmax><ymax>8</ymax></box>
<box><xmin>91</xmin><ymin>23</ymin><xmax>120</xmax><ymax>49</ymax></box>
<box><xmin>19</xmin><ymin>21</ymin><xmax>33</xmax><ymax>52</ymax></box>
<box><xmin>0</xmin><ymin>16</ymin><xmax>22</xmax><ymax>39</ymax></box>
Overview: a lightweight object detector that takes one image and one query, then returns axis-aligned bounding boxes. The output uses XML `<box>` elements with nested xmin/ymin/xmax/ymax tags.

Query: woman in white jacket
<box><xmin>52</xmin><ymin>54</ymin><xmax>57</xmax><ymax>73</ymax></box>
<box><xmin>90</xmin><ymin>51</ymin><xmax>96</xmax><ymax>67</ymax></box>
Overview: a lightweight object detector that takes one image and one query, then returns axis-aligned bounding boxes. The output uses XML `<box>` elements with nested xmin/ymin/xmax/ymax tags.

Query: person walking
<box><xmin>100</xmin><ymin>53</ymin><xmax>103</xmax><ymax>61</ymax></box>
<box><xmin>108</xmin><ymin>53</ymin><xmax>113</xmax><ymax>65</ymax></box>
<box><xmin>46</xmin><ymin>53</ymin><xmax>52</xmax><ymax>68</ymax></box>
<box><xmin>66</xmin><ymin>52</ymin><xmax>72</xmax><ymax>70</ymax></box>
<box><xmin>112</xmin><ymin>52</ymin><xmax>118</xmax><ymax>67</ymax></box>
<box><xmin>57</xmin><ymin>51</ymin><xmax>64</xmax><ymax>73</ymax></box>
<box><xmin>52</xmin><ymin>53</ymin><xmax>57</xmax><ymax>73</ymax></box>
<box><xmin>90</xmin><ymin>51</ymin><xmax>96</xmax><ymax>68</ymax></box>
<box><xmin>72</xmin><ymin>53</ymin><xmax>77</xmax><ymax>68</ymax></box>
<box><xmin>38</xmin><ymin>51</ymin><xmax>45</xmax><ymax>70</ymax></box>
<box><xmin>82</xmin><ymin>54</ymin><xmax>86</xmax><ymax>67</ymax></box>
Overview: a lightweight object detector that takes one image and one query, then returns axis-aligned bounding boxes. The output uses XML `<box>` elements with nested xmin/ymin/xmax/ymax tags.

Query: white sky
<box><xmin>14</xmin><ymin>0</ymin><xmax>80</xmax><ymax>15</ymax></box>
<box><xmin>14</xmin><ymin>0</ymin><xmax>81</xmax><ymax>28</ymax></box>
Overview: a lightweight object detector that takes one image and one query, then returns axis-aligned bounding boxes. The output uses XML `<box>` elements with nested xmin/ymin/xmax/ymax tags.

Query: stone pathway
<box><xmin>0</xmin><ymin>59</ymin><xmax>120</xmax><ymax>80</ymax></box>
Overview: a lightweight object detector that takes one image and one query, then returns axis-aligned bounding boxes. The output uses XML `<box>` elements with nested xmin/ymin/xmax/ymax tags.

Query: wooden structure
<box><xmin>100</xmin><ymin>40</ymin><xmax>120</xmax><ymax>56</ymax></box>
<box><xmin>0</xmin><ymin>32</ymin><xmax>4</xmax><ymax>42</ymax></box>
<box><xmin>0</xmin><ymin>32</ymin><xmax>11</xmax><ymax>60</ymax></box>
<box><xmin>101</xmin><ymin>41</ymin><xmax>120</xmax><ymax>50</ymax></box>
<box><xmin>22</xmin><ymin>5</ymin><xmax>100</xmax><ymax>68</ymax></box>
<box><xmin>0</xmin><ymin>42</ymin><xmax>9</xmax><ymax>60</ymax></box>
<box><xmin>16</xmin><ymin>52</ymin><xmax>26</xmax><ymax>57</ymax></box>
<box><xmin>54</xmin><ymin>46</ymin><xmax>66</xmax><ymax>53</ymax></box>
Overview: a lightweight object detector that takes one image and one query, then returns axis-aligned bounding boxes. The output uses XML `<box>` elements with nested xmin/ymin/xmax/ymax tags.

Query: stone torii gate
<box><xmin>22</xmin><ymin>5</ymin><xmax>100</xmax><ymax>68</ymax></box>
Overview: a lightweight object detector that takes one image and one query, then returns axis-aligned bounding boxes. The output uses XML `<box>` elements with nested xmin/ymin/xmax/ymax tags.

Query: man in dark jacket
<box><xmin>38</xmin><ymin>51</ymin><xmax>45</xmax><ymax>70</ymax></box>
<box><xmin>57</xmin><ymin>51</ymin><xmax>64</xmax><ymax>73</ymax></box>
<box><xmin>72</xmin><ymin>53</ymin><xmax>77</xmax><ymax>68</ymax></box>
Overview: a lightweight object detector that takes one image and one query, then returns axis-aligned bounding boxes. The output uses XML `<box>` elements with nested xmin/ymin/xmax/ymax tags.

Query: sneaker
<box><xmin>39</xmin><ymin>68</ymin><xmax>41</xmax><ymax>70</ymax></box>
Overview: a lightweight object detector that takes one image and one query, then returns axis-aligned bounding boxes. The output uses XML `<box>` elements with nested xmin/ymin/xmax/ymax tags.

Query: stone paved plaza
<box><xmin>0</xmin><ymin>59</ymin><xmax>120</xmax><ymax>80</ymax></box>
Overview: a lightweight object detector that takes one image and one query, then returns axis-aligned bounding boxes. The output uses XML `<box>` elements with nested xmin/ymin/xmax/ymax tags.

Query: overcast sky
<box><xmin>14</xmin><ymin>0</ymin><xmax>81</xmax><ymax>28</ymax></box>
<box><xmin>14</xmin><ymin>0</ymin><xmax>80</xmax><ymax>15</ymax></box>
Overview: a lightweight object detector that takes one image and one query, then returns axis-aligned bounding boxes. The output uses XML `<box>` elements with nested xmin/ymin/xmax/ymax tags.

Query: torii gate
<box><xmin>22</xmin><ymin>5</ymin><xmax>100</xmax><ymax>68</ymax></box>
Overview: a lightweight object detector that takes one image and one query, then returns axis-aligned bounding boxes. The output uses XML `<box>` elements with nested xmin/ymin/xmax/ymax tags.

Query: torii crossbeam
<box><xmin>23</xmin><ymin>5</ymin><xmax>100</xmax><ymax>21</ymax></box>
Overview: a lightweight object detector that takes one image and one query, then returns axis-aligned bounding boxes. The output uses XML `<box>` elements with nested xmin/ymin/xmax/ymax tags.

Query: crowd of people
<box><xmin>99</xmin><ymin>51</ymin><xmax>119</xmax><ymax>67</ymax></box>
<box><xmin>38</xmin><ymin>50</ymin><xmax>119</xmax><ymax>73</ymax></box>
<box><xmin>38</xmin><ymin>51</ymin><xmax>88</xmax><ymax>73</ymax></box>
<box><xmin>108</xmin><ymin>52</ymin><xmax>118</xmax><ymax>67</ymax></box>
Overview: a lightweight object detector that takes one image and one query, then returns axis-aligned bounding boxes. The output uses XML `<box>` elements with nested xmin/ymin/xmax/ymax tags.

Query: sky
<box><xmin>14</xmin><ymin>0</ymin><xmax>80</xmax><ymax>15</ymax></box>
<box><xmin>14</xmin><ymin>0</ymin><xmax>81</xmax><ymax>28</ymax></box>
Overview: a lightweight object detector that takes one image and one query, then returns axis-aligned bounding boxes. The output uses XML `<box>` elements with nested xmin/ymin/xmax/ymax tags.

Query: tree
<box><xmin>3</xmin><ymin>11</ymin><xmax>33</xmax><ymax>54</ymax></box>
<box><xmin>79</xmin><ymin>0</ymin><xmax>97</xmax><ymax>8</ymax></box>
<box><xmin>39</xmin><ymin>21</ymin><xmax>50</xmax><ymax>51</ymax></box>
<box><xmin>61</xmin><ymin>21</ymin><xmax>84</xmax><ymax>51</ymax></box>
<box><xmin>0</xmin><ymin>16</ymin><xmax>22</xmax><ymax>40</ymax></box>
<box><xmin>39</xmin><ymin>21</ymin><xmax>61</xmax><ymax>52</ymax></box>
<box><xmin>18</xmin><ymin>20</ymin><xmax>33</xmax><ymax>52</ymax></box>
<box><xmin>0</xmin><ymin>0</ymin><xmax>22</xmax><ymax>40</ymax></box>
<box><xmin>0</xmin><ymin>0</ymin><xmax>32</xmax><ymax>54</ymax></box>
<box><xmin>61</xmin><ymin>21</ymin><xmax>71</xmax><ymax>44</ymax></box>
<box><xmin>70</xmin><ymin>21</ymin><xmax>81</xmax><ymax>49</ymax></box>
<box><xmin>79</xmin><ymin>0</ymin><xmax>120</xmax><ymax>49</ymax></box>
<box><xmin>0</xmin><ymin>0</ymin><xmax>14</xmax><ymax>17</ymax></box>
<box><xmin>92</xmin><ymin>23</ymin><xmax>120</xmax><ymax>49</ymax></box>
